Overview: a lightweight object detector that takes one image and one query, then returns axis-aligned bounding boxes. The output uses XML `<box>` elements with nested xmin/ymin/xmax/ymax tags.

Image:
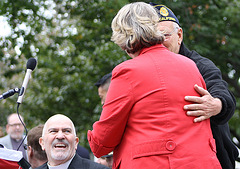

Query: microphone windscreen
<box><xmin>26</xmin><ymin>58</ymin><xmax>37</xmax><ymax>71</ymax></box>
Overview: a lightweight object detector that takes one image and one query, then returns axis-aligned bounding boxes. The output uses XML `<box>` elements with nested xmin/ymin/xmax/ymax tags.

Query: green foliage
<box><xmin>0</xmin><ymin>0</ymin><xmax>240</xmax><ymax>148</ymax></box>
<box><xmin>0</xmin><ymin>0</ymin><xmax>129</xmax><ymax>148</ymax></box>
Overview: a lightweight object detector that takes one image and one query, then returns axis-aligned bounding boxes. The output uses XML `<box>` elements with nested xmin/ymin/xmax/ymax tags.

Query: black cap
<box><xmin>95</xmin><ymin>72</ymin><xmax>112</xmax><ymax>87</ymax></box>
<box><xmin>150</xmin><ymin>2</ymin><xmax>180</xmax><ymax>27</ymax></box>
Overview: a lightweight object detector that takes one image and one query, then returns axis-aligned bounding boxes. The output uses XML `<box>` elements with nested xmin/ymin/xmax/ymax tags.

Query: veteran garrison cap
<box><xmin>150</xmin><ymin>2</ymin><xmax>180</xmax><ymax>27</ymax></box>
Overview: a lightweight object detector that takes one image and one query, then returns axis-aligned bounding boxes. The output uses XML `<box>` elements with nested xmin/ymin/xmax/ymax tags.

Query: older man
<box><xmin>36</xmin><ymin>114</ymin><xmax>109</xmax><ymax>169</ymax></box>
<box><xmin>0</xmin><ymin>113</ymin><xmax>27</xmax><ymax>160</ymax></box>
<box><xmin>150</xmin><ymin>3</ymin><xmax>239</xmax><ymax>168</ymax></box>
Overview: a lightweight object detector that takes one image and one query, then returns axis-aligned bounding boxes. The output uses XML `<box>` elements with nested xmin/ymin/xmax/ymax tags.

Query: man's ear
<box><xmin>75</xmin><ymin>137</ymin><xmax>79</xmax><ymax>150</ymax></box>
<box><xmin>28</xmin><ymin>146</ymin><xmax>34</xmax><ymax>157</ymax></box>
<box><xmin>39</xmin><ymin>137</ymin><xmax>45</xmax><ymax>150</ymax></box>
<box><xmin>6</xmin><ymin>124</ymin><xmax>10</xmax><ymax>134</ymax></box>
<box><xmin>177</xmin><ymin>28</ymin><xmax>183</xmax><ymax>45</ymax></box>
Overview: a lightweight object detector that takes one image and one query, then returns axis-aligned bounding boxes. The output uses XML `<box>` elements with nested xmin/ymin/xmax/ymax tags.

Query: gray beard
<box><xmin>51</xmin><ymin>150</ymin><xmax>69</xmax><ymax>161</ymax></box>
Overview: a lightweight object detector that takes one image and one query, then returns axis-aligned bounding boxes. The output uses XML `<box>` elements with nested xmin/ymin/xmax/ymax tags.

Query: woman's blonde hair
<box><xmin>111</xmin><ymin>2</ymin><xmax>164</xmax><ymax>54</ymax></box>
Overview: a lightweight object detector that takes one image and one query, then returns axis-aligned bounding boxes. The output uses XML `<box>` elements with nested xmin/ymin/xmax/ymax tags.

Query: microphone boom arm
<box><xmin>0</xmin><ymin>88</ymin><xmax>20</xmax><ymax>101</ymax></box>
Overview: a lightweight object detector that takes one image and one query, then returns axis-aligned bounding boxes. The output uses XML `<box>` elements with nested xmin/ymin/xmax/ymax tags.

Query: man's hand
<box><xmin>184</xmin><ymin>84</ymin><xmax>222</xmax><ymax>123</ymax></box>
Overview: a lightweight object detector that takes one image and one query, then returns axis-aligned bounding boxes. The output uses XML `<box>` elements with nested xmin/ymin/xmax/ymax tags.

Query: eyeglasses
<box><xmin>8</xmin><ymin>123</ymin><xmax>23</xmax><ymax>127</ymax></box>
<box><xmin>162</xmin><ymin>27</ymin><xmax>179</xmax><ymax>41</ymax></box>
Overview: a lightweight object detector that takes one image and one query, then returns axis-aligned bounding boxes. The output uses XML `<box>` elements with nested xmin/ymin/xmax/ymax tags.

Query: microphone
<box><xmin>17</xmin><ymin>58</ymin><xmax>37</xmax><ymax>104</ymax></box>
<box><xmin>0</xmin><ymin>88</ymin><xmax>20</xmax><ymax>100</ymax></box>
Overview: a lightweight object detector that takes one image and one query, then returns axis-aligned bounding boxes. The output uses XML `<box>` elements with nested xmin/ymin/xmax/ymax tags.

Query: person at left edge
<box><xmin>0</xmin><ymin>113</ymin><xmax>28</xmax><ymax>160</ymax></box>
<box><xmin>35</xmin><ymin>114</ymin><xmax>109</xmax><ymax>169</ymax></box>
<box><xmin>88</xmin><ymin>2</ymin><xmax>221</xmax><ymax>169</ymax></box>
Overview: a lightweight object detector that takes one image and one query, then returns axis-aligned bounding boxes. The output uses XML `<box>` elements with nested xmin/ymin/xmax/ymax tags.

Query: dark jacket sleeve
<box><xmin>179</xmin><ymin>43</ymin><xmax>236</xmax><ymax>125</ymax></box>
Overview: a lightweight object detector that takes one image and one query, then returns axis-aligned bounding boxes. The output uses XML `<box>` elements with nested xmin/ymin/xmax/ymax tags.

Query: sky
<box><xmin>0</xmin><ymin>16</ymin><xmax>11</xmax><ymax>37</ymax></box>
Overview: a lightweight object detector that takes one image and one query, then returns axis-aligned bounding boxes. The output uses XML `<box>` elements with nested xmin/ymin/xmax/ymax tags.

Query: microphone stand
<box><xmin>0</xmin><ymin>88</ymin><xmax>20</xmax><ymax>101</ymax></box>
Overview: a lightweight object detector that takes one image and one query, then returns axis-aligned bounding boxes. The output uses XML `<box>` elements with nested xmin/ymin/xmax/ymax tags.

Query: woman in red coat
<box><xmin>88</xmin><ymin>2</ymin><xmax>222</xmax><ymax>169</ymax></box>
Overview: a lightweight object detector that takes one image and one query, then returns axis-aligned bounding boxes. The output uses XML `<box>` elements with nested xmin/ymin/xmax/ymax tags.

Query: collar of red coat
<box><xmin>139</xmin><ymin>44</ymin><xmax>167</xmax><ymax>55</ymax></box>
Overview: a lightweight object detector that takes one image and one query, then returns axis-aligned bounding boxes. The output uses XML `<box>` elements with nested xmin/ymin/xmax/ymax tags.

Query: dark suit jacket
<box><xmin>35</xmin><ymin>154</ymin><xmax>109</xmax><ymax>169</ymax></box>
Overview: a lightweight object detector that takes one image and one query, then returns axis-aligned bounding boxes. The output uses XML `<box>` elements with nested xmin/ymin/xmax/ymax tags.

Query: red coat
<box><xmin>88</xmin><ymin>44</ymin><xmax>222</xmax><ymax>169</ymax></box>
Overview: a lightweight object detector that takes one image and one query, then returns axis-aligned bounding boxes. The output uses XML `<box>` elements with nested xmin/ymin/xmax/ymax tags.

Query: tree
<box><xmin>0</xmin><ymin>0</ymin><xmax>128</xmax><ymax>146</ymax></box>
<box><xmin>0</xmin><ymin>0</ymin><xmax>240</xmax><ymax>149</ymax></box>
